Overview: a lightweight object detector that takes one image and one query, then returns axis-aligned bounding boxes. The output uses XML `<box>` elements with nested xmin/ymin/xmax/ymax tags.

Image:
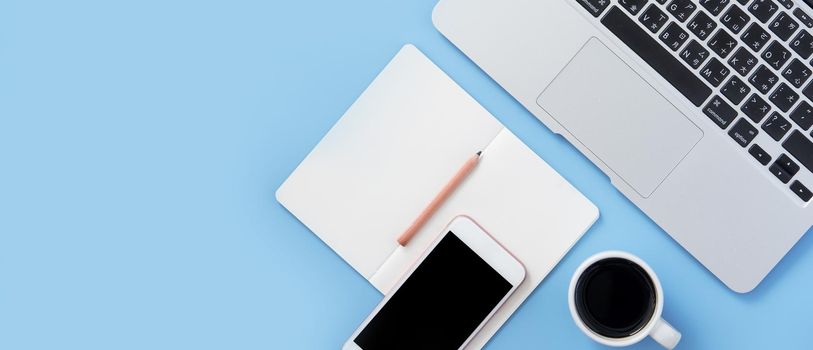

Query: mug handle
<box><xmin>650</xmin><ymin>318</ymin><xmax>681</xmax><ymax>349</ymax></box>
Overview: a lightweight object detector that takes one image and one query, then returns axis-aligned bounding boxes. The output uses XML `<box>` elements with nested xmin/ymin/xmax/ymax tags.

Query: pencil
<box><xmin>397</xmin><ymin>151</ymin><xmax>482</xmax><ymax>246</ymax></box>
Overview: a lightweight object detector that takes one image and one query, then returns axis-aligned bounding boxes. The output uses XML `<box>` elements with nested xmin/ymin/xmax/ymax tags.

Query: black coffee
<box><xmin>574</xmin><ymin>258</ymin><xmax>656</xmax><ymax>338</ymax></box>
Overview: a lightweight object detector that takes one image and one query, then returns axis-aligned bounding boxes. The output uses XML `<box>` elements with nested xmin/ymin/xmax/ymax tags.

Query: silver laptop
<box><xmin>433</xmin><ymin>0</ymin><xmax>813</xmax><ymax>293</ymax></box>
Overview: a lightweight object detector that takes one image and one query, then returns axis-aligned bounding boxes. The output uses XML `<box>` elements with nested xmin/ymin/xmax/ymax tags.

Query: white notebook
<box><xmin>276</xmin><ymin>44</ymin><xmax>599</xmax><ymax>349</ymax></box>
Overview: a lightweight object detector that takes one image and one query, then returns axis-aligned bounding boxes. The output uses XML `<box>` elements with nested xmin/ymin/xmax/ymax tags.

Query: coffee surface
<box><xmin>575</xmin><ymin>258</ymin><xmax>656</xmax><ymax>338</ymax></box>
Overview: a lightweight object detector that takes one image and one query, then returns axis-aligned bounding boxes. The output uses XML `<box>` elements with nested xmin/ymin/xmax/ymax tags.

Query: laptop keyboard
<box><xmin>576</xmin><ymin>0</ymin><xmax>813</xmax><ymax>203</ymax></box>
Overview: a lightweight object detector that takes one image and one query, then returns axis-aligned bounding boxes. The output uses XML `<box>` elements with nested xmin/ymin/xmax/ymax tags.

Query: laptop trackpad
<box><xmin>537</xmin><ymin>38</ymin><xmax>702</xmax><ymax>198</ymax></box>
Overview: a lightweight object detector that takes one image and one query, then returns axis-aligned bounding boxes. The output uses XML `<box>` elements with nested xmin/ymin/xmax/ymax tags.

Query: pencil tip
<box><xmin>476</xmin><ymin>151</ymin><xmax>482</xmax><ymax>156</ymax></box>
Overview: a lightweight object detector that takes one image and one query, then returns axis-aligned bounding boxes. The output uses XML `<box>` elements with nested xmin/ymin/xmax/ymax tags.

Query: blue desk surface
<box><xmin>1</xmin><ymin>0</ymin><xmax>812</xmax><ymax>349</ymax></box>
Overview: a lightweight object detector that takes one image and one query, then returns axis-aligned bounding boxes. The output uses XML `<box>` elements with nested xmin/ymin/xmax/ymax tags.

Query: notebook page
<box><xmin>275</xmin><ymin>45</ymin><xmax>503</xmax><ymax>278</ymax></box>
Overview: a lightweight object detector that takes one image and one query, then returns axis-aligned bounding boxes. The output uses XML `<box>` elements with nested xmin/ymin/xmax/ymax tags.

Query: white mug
<box><xmin>568</xmin><ymin>251</ymin><xmax>681</xmax><ymax>349</ymax></box>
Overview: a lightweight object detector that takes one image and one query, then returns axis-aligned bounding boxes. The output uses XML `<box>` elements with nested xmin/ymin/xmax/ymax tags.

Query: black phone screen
<box><xmin>353</xmin><ymin>231</ymin><xmax>513</xmax><ymax>349</ymax></box>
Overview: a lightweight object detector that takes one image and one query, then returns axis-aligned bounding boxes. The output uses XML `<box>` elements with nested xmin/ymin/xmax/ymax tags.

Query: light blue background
<box><xmin>1</xmin><ymin>0</ymin><xmax>811</xmax><ymax>349</ymax></box>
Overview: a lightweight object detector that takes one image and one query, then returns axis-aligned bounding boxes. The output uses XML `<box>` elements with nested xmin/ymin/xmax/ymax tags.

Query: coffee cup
<box><xmin>568</xmin><ymin>251</ymin><xmax>681</xmax><ymax>349</ymax></box>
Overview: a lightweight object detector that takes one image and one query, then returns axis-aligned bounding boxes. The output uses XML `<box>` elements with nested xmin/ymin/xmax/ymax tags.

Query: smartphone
<box><xmin>343</xmin><ymin>216</ymin><xmax>526</xmax><ymax>350</ymax></box>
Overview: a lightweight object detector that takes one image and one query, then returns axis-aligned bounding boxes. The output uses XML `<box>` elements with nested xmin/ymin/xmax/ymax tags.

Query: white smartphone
<box><xmin>343</xmin><ymin>216</ymin><xmax>526</xmax><ymax>350</ymax></box>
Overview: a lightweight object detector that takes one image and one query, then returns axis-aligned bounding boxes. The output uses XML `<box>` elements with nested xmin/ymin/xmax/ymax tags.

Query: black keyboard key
<box><xmin>763</xmin><ymin>111</ymin><xmax>793</xmax><ymax>140</ymax></box>
<box><xmin>721</xmin><ymin>5</ymin><xmax>750</xmax><ymax>33</ymax></box>
<box><xmin>748</xmin><ymin>0</ymin><xmax>780</xmax><ymax>23</ymax></box>
<box><xmin>749</xmin><ymin>143</ymin><xmax>773</xmax><ymax>165</ymax></box>
<box><xmin>789</xmin><ymin>100</ymin><xmax>813</xmax><ymax>130</ymax></box>
<box><xmin>769</xmin><ymin>83</ymin><xmax>799</xmax><ymax>112</ymax></box>
<box><xmin>701</xmin><ymin>57</ymin><xmax>731</xmax><ymax>86</ymax></box>
<box><xmin>577</xmin><ymin>0</ymin><xmax>612</xmax><ymax>17</ymax></box>
<box><xmin>741</xmin><ymin>23</ymin><xmax>771</xmax><ymax>52</ymax></box>
<box><xmin>688</xmin><ymin>11</ymin><xmax>717</xmax><ymax>40</ymax></box>
<box><xmin>776</xmin><ymin>153</ymin><xmax>801</xmax><ymax>176</ymax></box>
<box><xmin>749</xmin><ymin>65</ymin><xmax>780</xmax><ymax>93</ymax></box>
<box><xmin>660</xmin><ymin>22</ymin><xmax>690</xmax><ymax>51</ymax></box>
<box><xmin>709</xmin><ymin>29</ymin><xmax>738</xmax><ymax>58</ymax></box>
<box><xmin>793</xmin><ymin>8</ymin><xmax>813</xmax><ymax>28</ymax></box>
<box><xmin>790</xmin><ymin>180</ymin><xmax>813</xmax><ymax>201</ymax></box>
<box><xmin>782</xmin><ymin>59</ymin><xmax>811</xmax><ymax>88</ymax></box>
<box><xmin>704</xmin><ymin>95</ymin><xmax>738</xmax><ymax>128</ymax></box>
<box><xmin>742</xmin><ymin>93</ymin><xmax>772</xmax><ymax>122</ymax></box>
<box><xmin>728</xmin><ymin>47</ymin><xmax>758</xmax><ymax>76</ymax></box>
<box><xmin>769</xmin><ymin>12</ymin><xmax>801</xmax><ymax>41</ymax></box>
<box><xmin>601</xmin><ymin>7</ymin><xmax>713</xmax><ymax>106</ymax></box>
<box><xmin>656</xmin><ymin>0</ymin><xmax>667</xmax><ymax>3</ymax></box>
<box><xmin>666</xmin><ymin>0</ymin><xmax>697</xmax><ymax>22</ymax></box>
<box><xmin>762</xmin><ymin>41</ymin><xmax>792</xmax><ymax>70</ymax></box>
<box><xmin>640</xmin><ymin>4</ymin><xmax>670</xmax><ymax>33</ymax></box>
<box><xmin>722</xmin><ymin>76</ymin><xmax>752</xmax><ymax>103</ymax></box>
<box><xmin>736</xmin><ymin>0</ymin><xmax>748</xmax><ymax>4</ymax></box>
<box><xmin>776</xmin><ymin>0</ymin><xmax>793</xmax><ymax>10</ymax></box>
<box><xmin>770</xmin><ymin>162</ymin><xmax>794</xmax><ymax>183</ymax></box>
<box><xmin>619</xmin><ymin>0</ymin><xmax>649</xmax><ymax>15</ymax></box>
<box><xmin>789</xmin><ymin>30</ymin><xmax>813</xmax><ymax>59</ymax></box>
<box><xmin>803</xmin><ymin>81</ymin><xmax>813</xmax><ymax>100</ymax></box>
<box><xmin>680</xmin><ymin>40</ymin><xmax>711</xmax><ymax>68</ymax></box>
<box><xmin>700</xmin><ymin>0</ymin><xmax>730</xmax><ymax>16</ymax></box>
<box><xmin>729</xmin><ymin>118</ymin><xmax>759</xmax><ymax>146</ymax></box>
<box><xmin>783</xmin><ymin>130</ymin><xmax>813</xmax><ymax>172</ymax></box>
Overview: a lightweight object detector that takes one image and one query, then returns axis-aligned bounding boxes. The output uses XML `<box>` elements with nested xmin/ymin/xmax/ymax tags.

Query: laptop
<box><xmin>433</xmin><ymin>0</ymin><xmax>813</xmax><ymax>293</ymax></box>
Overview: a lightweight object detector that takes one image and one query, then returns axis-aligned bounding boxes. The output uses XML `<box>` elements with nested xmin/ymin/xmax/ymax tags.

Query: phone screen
<box><xmin>353</xmin><ymin>231</ymin><xmax>513</xmax><ymax>349</ymax></box>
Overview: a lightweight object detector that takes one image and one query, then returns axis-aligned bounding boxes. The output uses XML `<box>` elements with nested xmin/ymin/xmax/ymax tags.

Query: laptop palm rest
<box><xmin>537</xmin><ymin>38</ymin><xmax>703</xmax><ymax>198</ymax></box>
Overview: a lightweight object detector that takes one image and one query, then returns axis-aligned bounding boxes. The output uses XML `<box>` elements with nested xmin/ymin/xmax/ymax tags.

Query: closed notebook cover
<box><xmin>276</xmin><ymin>44</ymin><xmax>598</xmax><ymax>349</ymax></box>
